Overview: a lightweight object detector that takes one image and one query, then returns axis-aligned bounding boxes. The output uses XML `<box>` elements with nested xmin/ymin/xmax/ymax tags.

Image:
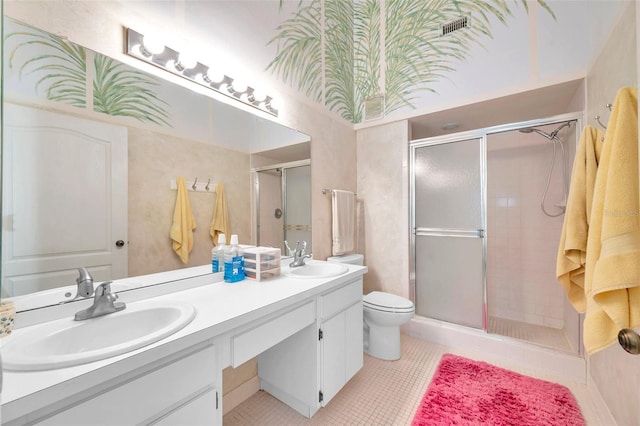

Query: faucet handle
<box><xmin>95</xmin><ymin>281</ymin><xmax>113</xmax><ymax>297</ymax></box>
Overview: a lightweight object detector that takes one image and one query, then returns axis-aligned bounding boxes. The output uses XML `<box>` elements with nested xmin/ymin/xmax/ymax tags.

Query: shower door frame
<box><xmin>252</xmin><ymin>159</ymin><xmax>311</xmax><ymax>252</ymax></box>
<box><xmin>409</xmin><ymin>112</ymin><xmax>583</xmax><ymax>340</ymax></box>
<box><xmin>410</xmin><ymin>133</ymin><xmax>489</xmax><ymax>330</ymax></box>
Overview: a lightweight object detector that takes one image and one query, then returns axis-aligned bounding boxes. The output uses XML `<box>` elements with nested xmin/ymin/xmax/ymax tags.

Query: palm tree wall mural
<box><xmin>268</xmin><ymin>0</ymin><xmax>554</xmax><ymax>124</ymax></box>
<box><xmin>5</xmin><ymin>20</ymin><xmax>171</xmax><ymax>127</ymax></box>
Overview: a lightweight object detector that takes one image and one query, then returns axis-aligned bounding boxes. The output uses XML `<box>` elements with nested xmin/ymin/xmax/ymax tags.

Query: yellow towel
<box><xmin>210</xmin><ymin>182</ymin><xmax>230</xmax><ymax>245</ymax></box>
<box><xmin>170</xmin><ymin>176</ymin><xmax>196</xmax><ymax>264</ymax></box>
<box><xmin>332</xmin><ymin>189</ymin><xmax>356</xmax><ymax>255</ymax></box>
<box><xmin>584</xmin><ymin>87</ymin><xmax>639</xmax><ymax>354</ymax></box>
<box><xmin>556</xmin><ymin>125</ymin><xmax>604</xmax><ymax>313</ymax></box>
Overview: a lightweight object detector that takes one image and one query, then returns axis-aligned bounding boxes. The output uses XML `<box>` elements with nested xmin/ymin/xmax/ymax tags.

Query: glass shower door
<box><xmin>412</xmin><ymin>138</ymin><xmax>485</xmax><ymax>329</ymax></box>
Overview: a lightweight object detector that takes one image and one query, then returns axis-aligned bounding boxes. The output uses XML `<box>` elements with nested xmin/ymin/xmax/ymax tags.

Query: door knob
<box><xmin>115</xmin><ymin>240</ymin><xmax>125</xmax><ymax>248</ymax></box>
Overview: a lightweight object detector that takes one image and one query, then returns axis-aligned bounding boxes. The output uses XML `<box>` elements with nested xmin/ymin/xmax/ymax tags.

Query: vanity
<box><xmin>1</xmin><ymin>261</ymin><xmax>367</xmax><ymax>425</ymax></box>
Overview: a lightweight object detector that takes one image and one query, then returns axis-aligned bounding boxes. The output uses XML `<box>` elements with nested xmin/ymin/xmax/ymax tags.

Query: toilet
<box><xmin>327</xmin><ymin>254</ymin><xmax>415</xmax><ymax>361</ymax></box>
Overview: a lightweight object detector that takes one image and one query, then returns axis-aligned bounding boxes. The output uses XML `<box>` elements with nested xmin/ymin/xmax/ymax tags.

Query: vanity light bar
<box><xmin>125</xmin><ymin>28</ymin><xmax>278</xmax><ymax>116</ymax></box>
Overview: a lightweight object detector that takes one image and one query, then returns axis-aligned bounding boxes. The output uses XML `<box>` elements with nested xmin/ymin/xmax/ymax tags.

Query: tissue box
<box><xmin>242</xmin><ymin>247</ymin><xmax>281</xmax><ymax>281</ymax></box>
<box><xmin>0</xmin><ymin>300</ymin><xmax>16</xmax><ymax>338</ymax></box>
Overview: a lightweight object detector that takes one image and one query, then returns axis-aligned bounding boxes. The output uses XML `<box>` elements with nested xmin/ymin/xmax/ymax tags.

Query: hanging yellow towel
<box><xmin>332</xmin><ymin>189</ymin><xmax>356</xmax><ymax>255</ymax></box>
<box><xmin>170</xmin><ymin>176</ymin><xmax>196</xmax><ymax>264</ymax></box>
<box><xmin>210</xmin><ymin>182</ymin><xmax>230</xmax><ymax>245</ymax></box>
<box><xmin>584</xmin><ymin>87</ymin><xmax>639</xmax><ymax>354</ymax></box>
<box><xmin>556</xmin><ymin>125</ymin><xmax>604</xmax><ymax>313</ymax></box>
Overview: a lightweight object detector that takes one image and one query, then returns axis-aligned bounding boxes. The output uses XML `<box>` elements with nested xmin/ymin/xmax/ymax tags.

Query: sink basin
<box><xmin>8</xmin><ymin>281</ymin><xmax>139</xmax><ymax>312</ymax></box>
<box><xmin>283</xmin><ymin>261</ymin><xmax>349</xmax><ymax>279</ymax></box>
<box><xmin>2</xmin><ymin>299</ymin><xmax>196</xmax><ymax>371</ymax></box>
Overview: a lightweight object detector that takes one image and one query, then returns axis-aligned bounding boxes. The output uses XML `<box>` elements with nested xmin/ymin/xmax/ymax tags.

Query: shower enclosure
<box><xmin>410</xmin><ymin>114</ymin><xmax>581</xmax><ymax>353</ymax></box>
<box><xmin>254</xmin><ymin>162</ymin><xmax>311</xmax><ymax>255</ymax></box>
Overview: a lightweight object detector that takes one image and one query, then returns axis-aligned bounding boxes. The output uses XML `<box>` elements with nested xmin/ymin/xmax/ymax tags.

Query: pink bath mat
<box><xmin>412</xmin><ymin>354</ymin><xmax>585</xmax><ymax>426</ymax></box>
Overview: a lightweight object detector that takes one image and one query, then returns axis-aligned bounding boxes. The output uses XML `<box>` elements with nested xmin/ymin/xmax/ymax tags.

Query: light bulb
<box><xmin>230</xmin><ymin>78</ymin><xmax>247</xmax><ymax>94</ymax></box>
<box><xmin>251</xmin><ymin>88</ymin><xmax>267</xmax><ymax>103</ymax></box>
<box><xmin>141</xmin><ymin>35</ymin><xmax>165</xmax><ymax>55</ymax></box>
<box><xmin>207</xmin><ymin>71</ymin><xmax>225</xmax><ymax>85</ymax></box>
<box><xmin>176</xmin><ymin>52</ymin><xmax>198</xmax><ymax>71</ymax></box>
<box><xmin>267</xmin><ymin>97</ymin><xmax>279</xmax><ymax>110</ymax></box>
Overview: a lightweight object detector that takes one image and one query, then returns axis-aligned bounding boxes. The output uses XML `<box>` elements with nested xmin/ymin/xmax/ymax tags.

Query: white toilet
<box><xmin>327</xmin><ymin>254</ymin><xmax>415</xmax><ymax>361</ymax></box>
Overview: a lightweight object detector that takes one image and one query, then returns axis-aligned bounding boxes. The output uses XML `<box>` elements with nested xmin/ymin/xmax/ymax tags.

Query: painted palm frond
<box><xmin>352</xmin><ymin>0</ymin><xmax>381</xmax><ymax>123</ymax></box>
<box><xmin>384</xmin><ymin>0</ymin><xmax>512</xmax><ymax>113</ymax></box>
<box><xmin>266</xmin><ymin>0</ymin><xmax>323</xmax><ymax>102</ymax></box>
<box><xmin>325</xmin><ymin>0</ymin><xmax>356</xmax><ymax>121</ymax></box>
<box><xmin>93</xmin><ymin>54</ymin><xmax>171</xmax><ymax>127</ymax></box>
<box><xmin>270</xmin><ymin>0</ymin><xmax>555</xmax><ymax>123</ymax></box>
<box><xmin>5</xmin><ymin>29</ymin><xmax>87</xmax><ymax>107</ymax></box>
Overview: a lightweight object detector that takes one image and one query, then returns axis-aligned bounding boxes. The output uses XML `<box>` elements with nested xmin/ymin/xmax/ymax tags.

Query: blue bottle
<box><xmin>224</xmin><ymin>234</ymin><xmax>245</xmax><ymax>283</ymax></box>
<box><xmin>212</xmin><ymin>234</ymin><xmax>226</xmax><ymax>273</ymax></box>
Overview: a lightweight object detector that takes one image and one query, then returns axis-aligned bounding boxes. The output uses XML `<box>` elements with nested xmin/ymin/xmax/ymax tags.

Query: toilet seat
<box><xmin>363</xmin><ymin>291</ymin><xmax>414</xmax><ymax>313</ymax></box>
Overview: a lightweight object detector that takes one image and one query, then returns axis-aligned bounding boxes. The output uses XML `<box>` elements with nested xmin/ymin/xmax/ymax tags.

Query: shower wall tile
<box><xmin>486</xmin><ymin>129</ymin><xmax>573</xmax><ymax>329</ymax></box>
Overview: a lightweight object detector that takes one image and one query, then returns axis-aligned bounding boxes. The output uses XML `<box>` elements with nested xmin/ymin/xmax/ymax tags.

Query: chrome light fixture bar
<box><xmin>125</xmin><ymin>28</ymin><xmax>278</xmax><ymax>116</ymax></box>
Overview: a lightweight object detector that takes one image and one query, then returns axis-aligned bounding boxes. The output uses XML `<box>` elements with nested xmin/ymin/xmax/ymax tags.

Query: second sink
<box><xmin>2</xmin><ymin>299</ymin><xmax>196</xmax><ymax>371</ymax></box>
<box><xmin>283</xmin><ymin>261</ymin><xmax>349</xmax><ymax>279</ymax></box>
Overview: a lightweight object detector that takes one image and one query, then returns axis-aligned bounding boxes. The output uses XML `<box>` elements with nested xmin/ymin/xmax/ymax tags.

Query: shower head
<box><xmin>549</xmin><ymin>121</ymin><xmax>572</xmax><ymax>139</ymax></box>
<box><xmin>519</xmin><ymin>121</ymin><xmax>573</xmax><ymax>141</ymax></box>
<box><xmin>519</xmin><ymin>127</ymin><xmax>553</xmax><ymax>140</ymax></box>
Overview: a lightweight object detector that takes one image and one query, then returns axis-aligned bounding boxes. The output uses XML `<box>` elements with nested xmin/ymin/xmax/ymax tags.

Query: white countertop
<box><xmin>1</xmin><ymin>261</ymin><xmax>367</xmax><ymax>420</ymax></box>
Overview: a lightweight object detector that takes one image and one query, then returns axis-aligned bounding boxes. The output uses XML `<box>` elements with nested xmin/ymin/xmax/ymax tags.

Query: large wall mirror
<box><xmin>2</xmin><ymin>16</ymin><xmax>311</xmax><ymax>312</ymax></box>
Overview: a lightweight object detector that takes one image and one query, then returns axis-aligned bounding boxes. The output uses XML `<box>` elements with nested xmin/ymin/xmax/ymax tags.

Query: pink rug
<box><xmin>412</xmin><ymin>354</ymin><xmax>585</xmax><ymax>426</ymax></box>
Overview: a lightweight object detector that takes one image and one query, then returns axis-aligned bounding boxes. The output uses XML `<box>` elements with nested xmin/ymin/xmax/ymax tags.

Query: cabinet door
<box><xmin>321</xmin><ymin>310</ymin><xmax>346</xmax><ymax>405</ymax></box>
<box><xmin>345</xmin><ymin>301</ymin><xmax>363</xmax><ymax>381</ymax></box>
<box><xmin>38</xmin><ymin>345</ymin><xmax>218</xmax><ymax>425</ymax></box>
<box><xmin>154</xmin><ymin>387</ymin><xmax>218</xmax><ymax>426</ymax></box>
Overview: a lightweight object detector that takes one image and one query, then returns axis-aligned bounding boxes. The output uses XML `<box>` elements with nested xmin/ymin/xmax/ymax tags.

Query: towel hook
<box><xmin>192</xmin><ymin>177</ymin><xmax>198</xmax><ymax>190</ymax></box>
<box><xmin>205</xmin><ymin>178</ymin><xmax>211</xmax><ymax>191</ymax></box>
<box><xmin>594</xmin><ymin>115</ymin><xmax>607</xmax><ymax>130</ymax></box>
<box><xmin>595</xmin><ymin>102</ymin><xmax>613</xmax><ymax>131</ymax></box>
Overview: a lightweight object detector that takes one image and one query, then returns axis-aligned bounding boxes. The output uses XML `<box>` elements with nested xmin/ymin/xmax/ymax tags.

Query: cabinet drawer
<box><xmin>321</xmin><ymin>279</ymin><xmax>362</xmax><ymax>320</ymax></box>
<box><xmin>231</xmin><ymin>301</ymin><xmax>315</xmax><ymax>367</ymax></box>
<box><xmin>38</xmin><ymin>344</ymin><xmax>217</xmax><ymax>425</ymax></box>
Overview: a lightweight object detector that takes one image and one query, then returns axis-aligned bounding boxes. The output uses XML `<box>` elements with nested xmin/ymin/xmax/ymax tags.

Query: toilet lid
<box><xmin>363</xmin><ymin>291</ymin><xmax>414</xmax><ymax>313</ymax></box>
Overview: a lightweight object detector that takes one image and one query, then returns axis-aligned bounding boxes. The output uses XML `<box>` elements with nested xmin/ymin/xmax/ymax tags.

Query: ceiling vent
<box><xmin>364</xmin><ymin>95</ymin><xmax>385</xmax><ymax>121</ymax></box>
<box><xmin>441</xmin><ymin>16</ymin><xmax>469</xmax><ymax>36</ymax></box>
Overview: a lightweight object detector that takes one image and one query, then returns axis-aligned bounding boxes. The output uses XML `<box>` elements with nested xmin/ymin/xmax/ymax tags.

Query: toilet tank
<box><xmin>327</xmin><ymin>253</ymin><xmax>364</xmax><ymax>266</ymax></box>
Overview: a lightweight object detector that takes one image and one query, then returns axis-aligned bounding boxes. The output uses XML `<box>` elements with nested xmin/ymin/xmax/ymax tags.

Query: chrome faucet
<box><xmin>74</xmin><ymin>281</ymin><xmax>126</xmax><ymax>321</ymax></box>
<box><xmin>75</xmin><ymin>267</ymin><xmax>95</xmax><ymax>298</ymax></box>
<box><xmin>289</xmin><ymin>241</ymin><xmax>312</xmax><ymax>268</ymax></box>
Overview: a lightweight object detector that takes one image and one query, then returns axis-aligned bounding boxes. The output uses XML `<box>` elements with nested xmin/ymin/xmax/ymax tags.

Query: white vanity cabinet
<box><xmin>319</xmin><ymin>278</ymin><xmax>363</xmax><ymax>405</ymax></box>
<box><xmin>258</xmin><ymin>278</ymin><xmax>363</xmax><ymax>417</ymax></box>
<box><xmin>31</xmin><ymin>343</ymin><xmax>221</xmax><ymax>426</ymax></box>
<box><xmin>2</xmin><ymin>265</ymin><xmax>368</xmax><ymax>425</ymax></box>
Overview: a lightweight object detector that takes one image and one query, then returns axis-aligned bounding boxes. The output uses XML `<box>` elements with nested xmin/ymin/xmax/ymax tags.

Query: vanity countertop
<box><xmin>1</xmin><ymin>262</ymin><xmax>367</xmax><ymax>417</ymax></box>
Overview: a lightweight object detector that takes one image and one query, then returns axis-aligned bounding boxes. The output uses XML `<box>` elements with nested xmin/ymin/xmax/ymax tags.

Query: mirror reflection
<box><xmin>2</xmin><ymin>17</ymin><xmax>311</xmax><ymax>312</ymax></box>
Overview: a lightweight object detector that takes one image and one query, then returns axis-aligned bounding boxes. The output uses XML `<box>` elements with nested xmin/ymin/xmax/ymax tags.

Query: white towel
<box><xmin>332</xmin><ymin>190</ymin><xmax>355</xmax><ymax>255</ymax></box>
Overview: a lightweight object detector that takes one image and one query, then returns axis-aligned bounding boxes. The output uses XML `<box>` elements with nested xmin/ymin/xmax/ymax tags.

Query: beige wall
<box><xmin>585</xmin><ymin>2</ymin><xmax>639</xmax><ymax>425</ymax></box>
<box><xmin>128</xmin><ymin>128</ymin><xmax>251</xmax><ymax>276</ymax></box>
<box><xmin>356</xmin><ymin>121</ymin><xmax>410</xmax><ymax>297</ymax></box>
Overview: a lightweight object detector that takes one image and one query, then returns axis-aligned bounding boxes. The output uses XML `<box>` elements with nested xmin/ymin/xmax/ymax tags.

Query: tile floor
<box><xmin>224</xmin><ymin>334</ymin><xmax>610</xmax><ymax>425</ymax></box>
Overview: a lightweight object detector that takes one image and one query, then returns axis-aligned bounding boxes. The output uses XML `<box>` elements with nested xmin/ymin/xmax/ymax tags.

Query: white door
<box><xmin>2</xmin><ymin>103</ymin><xmax>128</xmax><ymax>297</ymax></box>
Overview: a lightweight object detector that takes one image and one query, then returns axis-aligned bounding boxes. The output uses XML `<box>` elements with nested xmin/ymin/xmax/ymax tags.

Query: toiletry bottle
<box><xmin>224</xmin><ymin>234</ymin><xmax>245</xmax><ymax>283</ymax></box>
<box><xmin>212</xmin><ymin>234</ymin><xmax>226</xmax><ymax>273</ymax></box>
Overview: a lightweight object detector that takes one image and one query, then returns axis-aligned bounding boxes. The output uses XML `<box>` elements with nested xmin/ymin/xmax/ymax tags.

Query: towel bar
<box><xmin>322</xmin><ymin>188</ymin><xmax>357</xmax><ymax>196</ymax></box>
